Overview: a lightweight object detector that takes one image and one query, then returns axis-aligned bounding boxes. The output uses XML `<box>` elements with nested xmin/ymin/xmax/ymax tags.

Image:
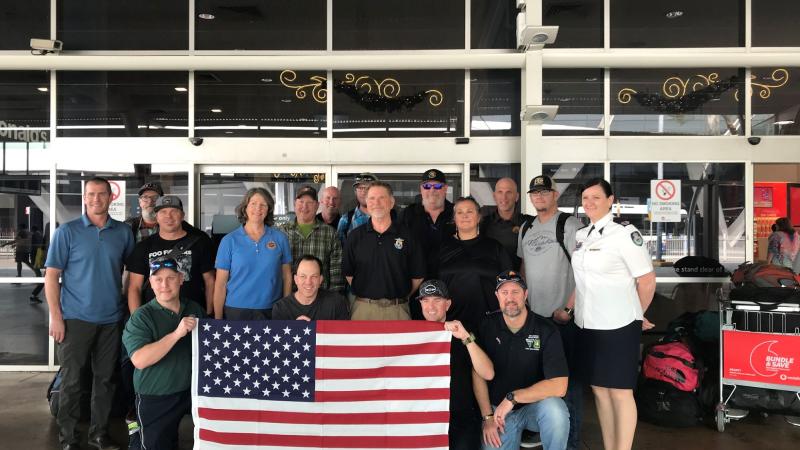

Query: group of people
<box><xmin>44</xmin><ymin>171</ymin><xmax>656</xmax><ymax>450</ymax></box>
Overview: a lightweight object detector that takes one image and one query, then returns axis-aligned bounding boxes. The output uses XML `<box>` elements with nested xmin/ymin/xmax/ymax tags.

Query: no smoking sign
<box><xmin>651</xmin><ymin>179</ymin><xmax>681</xmax><ymax>222</ymax></box>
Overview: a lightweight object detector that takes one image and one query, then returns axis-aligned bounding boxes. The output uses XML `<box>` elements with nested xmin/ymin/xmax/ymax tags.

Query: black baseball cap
<box><xmin>353</xmin><ymin>173</ymin><xmax>378</xmax><ymax>187</ymax></box>
<box><xmin>495</xmin><ymin>270</ymin><xmax>528</xmax><ymax>291</ymax></box>
<box><xmin>154</xmin><ymin>195</ymin><xmax>183</xmax><ymax>212</ymax></box>
<box><xmin>416</xmin><ymin>279</ymin><xmax>451</xmax><ymax>300</ymax></box>
<box><xmin>138</xmin><ymin>182</ymin><xmax>164</xmax><ymax>197</ymax></box>
<box><xmin>295</xmin><ymin>185</ymin><xmax>318</xmax><ymax>201</ymax></box>
<box><xmin>421</xmin><ymin>169</ymin><xmax>446</xmax><ymax>184</ymax></box>
<box><xmin>149</xmin><ymin>257</ymin><xmax>179</xmax><ymax>276</ymax></box>
<box><xmin>527</xmin><ymin>175</ymin><xmax>555</xmax><ymax>193</ymax></box>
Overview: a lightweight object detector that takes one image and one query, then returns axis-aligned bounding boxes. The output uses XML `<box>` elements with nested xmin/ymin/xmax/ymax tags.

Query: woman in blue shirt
<box><xmin>213</xmin><ymin>187</ymin><xmax>292</xmax><ymax>320</ymax></box>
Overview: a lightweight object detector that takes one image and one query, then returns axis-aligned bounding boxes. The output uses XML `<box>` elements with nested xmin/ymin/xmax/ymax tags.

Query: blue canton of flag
<box><xmin>197</xmin><ymin>320</ymin><xmax>316</xmax><ymax>402</ymax></box>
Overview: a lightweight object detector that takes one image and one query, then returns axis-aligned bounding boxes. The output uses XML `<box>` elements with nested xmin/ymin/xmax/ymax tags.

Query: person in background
<box><xmin>337</xmin><ymin>173</ymin><xmax>378</xmax><ymax>244</ymax></box>
<box><xmin>570</xmin><ymin>178</ymin><xmax>656</xmax><ymax>450</ymax></box>
<box><xmin>767</xmin><ymin>217</ymin><xmax>800</xmax><ymax>269</ymax></box>
<box><xmin>437</xmin><ymin>196</ymin><xmax>512</xmax><ymax>331</ymax></box>
<box><xmin>213</xmin><ymin>187</ymin><xmax>292</xmax><ymax>320</ymax></box>
<box><xmin>125</xmin><ymin>182</ymin><xmax>163</xmax><ymax>243</ymax></box>
<box><xmin>316</xmin><ymin>186</ymin><xmax>342</xmax><ymax>229</ymax></box>
<box><xmin>480</xmin><ymin>178</ymin><xmax>530</xmax><ymax>270</ymax></box>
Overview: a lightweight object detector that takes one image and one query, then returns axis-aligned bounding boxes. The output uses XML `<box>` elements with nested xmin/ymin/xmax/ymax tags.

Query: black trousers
<box><xmin>449</xmin><ymin>412</ymin><xmax>481</xmax><ymax>450</ymax></box>
<box><xmin>57</xmin><ymin>319</ymin><xmax>122</xmax><ymax>446</ymax></box>
<box><xmin>136</xmin><ymin>391</ymin><xmax>190</xmax><ymax>450</ymax></box>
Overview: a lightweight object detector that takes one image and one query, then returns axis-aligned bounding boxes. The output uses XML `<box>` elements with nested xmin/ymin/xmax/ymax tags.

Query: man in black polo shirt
<box><xmin>272</xmin><ymin>255</ymin><xmax>350</xmax><ymax>321</ymax></box>
<box><xmin>480</xmin><ymin>178</ymin><xmax>530</xmax><ymax>270</ymax></box>
<box><xmin>418</xmin><ymin>279</ymin><xmax>494</xmax><ymax>450</ymax></box>
<box><xmin>343</xmin><ymin>181</ymin><xmax>425</xmax><ymax>320</ymax></box>
<box><xmin>474</xmin><ymin>270</ymin><xmax>569</xmax><ymax>450</ymax></box>
<box><xmin>398</xmin><ymin>169</ymin><xmax>455</xmax><ymax>282</ymax></box>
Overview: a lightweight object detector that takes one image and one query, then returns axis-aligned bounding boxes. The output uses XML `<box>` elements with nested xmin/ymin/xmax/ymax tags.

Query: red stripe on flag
<box><xmin>315</xmin><ymin>388</ymin><xmax>449</xmax><ymax>402</ymax></box>
<box><xmin>317</xmin><ymin>320</ymin><xmax>445</xmax><ymax>334</ymax></box>
<box><xmin>316</xmin><ymin>365</ymin><xmax>451</xmax><ymax>379</ymax></box>
<box><xmin>317</xmin><ymin>342</ymin><xmax>450</xmax><ymax>358</ymax></box>
<box><xmin>199</xmin><ymin>429</ymin><xmax>449</xmax><ymax>448</ymax></box>
<box><xmin>198</xmin><ymin>408</ymin><xmax>449</xmax><ymax>424</ymax></box>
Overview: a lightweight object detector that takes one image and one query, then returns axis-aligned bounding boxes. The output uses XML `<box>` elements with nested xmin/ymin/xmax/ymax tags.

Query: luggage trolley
<box><xmin>716</xmin><ymin>291</ymin><xmax>800</xmax><ymax>431</ymax></box>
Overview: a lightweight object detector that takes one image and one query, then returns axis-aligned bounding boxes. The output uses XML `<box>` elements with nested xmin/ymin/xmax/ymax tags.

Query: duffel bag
<box><xmin>636</xmin><ymin>379</ymin><xmax>702</xmax><ymax>427</ymax></box>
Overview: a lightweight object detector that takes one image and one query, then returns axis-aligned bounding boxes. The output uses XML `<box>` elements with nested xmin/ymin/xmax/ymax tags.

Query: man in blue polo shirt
<box><xmin>45</xmin><ymin>177</ymin><xmax>135</xmax><ymax>450</ymax></box>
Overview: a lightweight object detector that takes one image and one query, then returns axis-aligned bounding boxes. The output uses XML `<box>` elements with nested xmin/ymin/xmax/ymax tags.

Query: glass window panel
<box><xmin>611</xmin><ymin>162</ymin><xmax>745</xmax><ymax>276</ymax></box>
<box><xmin>337</xmin><ymin>172</ymin><xmax>461</xmax><ymax>211</ymax></box>
<box><xmin>0</xmin><ymin>1</ymin><xmax>50</xmax><ymax>50</ymax></box>
<box><xmin>611</xmin><ymin>0</ymin><xmax>743</xmax><ymax>48</ymax></box>
<box><xmin>751</xmin><ymin>67</ymin><xmax>799</xmax><ymax>136</ymax></box>
<box><xmin>752</xmin><ymin>1</ymin><xmax>800</xmax><ymax>47</ymax></box>
<box><xmin>542</xmin><ymin>163</ymin><xmax>604</xmax><ymax>214</ymax></box>
<box><xmin>471</xmin><ymin>0</ymin><xmax>516</xmax><ymax>49</ymax></box>
<box><xmin>56</xmin><ymin>168</ymin><xmax>189</xmax><ymax>225</ymax></box>
<box><xmin>610</xmin><ymin>68</ymin><xmax>745</xmax><ymax>136</ymax></box>
<box><xmin>471</xmin><ymin>70</ymin><xmax>520</xmax><ymax>136</ymax></box>
<box><xmin>57</xmin><ymin>72</ymin><xmax>188</xmax><ymax>138</ymax></box>
<box><xmin>57</xmin><ymin>0</ymin><xmax>188</xmax><ymax>50</ymax></box>
<box><xmin>332</xmin><ymin>70</ymin><xmax>464</xmax><ymax>137</ymax></box>
<box><xmin>468</xmin><ymin>163</ymin><xmax>521</xmax><ymax>210</ymax></box>
<box><xmin>0</xmin><ymin>72</ymin><xmax>50</xmax><ymax>144</ymax></box>
<box><xmin>195</xmin><ymin>0</ymin><xmax>325</xmax><ymax>50</ymax></box>
<box><xmin>199</xmin><ymin>172</ymin><xmax>326</xmax><ymax>237</ymax></box>
<box><xmin>543</xmin><ymin>69</ymin><xmax>604</xmax><ymax>136</ymax></box>
<box><xmin>543</xmin><ymin>0</ymin><xmax>603</xmax><ymax>48</ymax></box>
<box><xmin>0</xmin><ymin>285</ymin><xmax>48</xmax><ymax>365</ymax></box>
<box><xmin>0</xmin><ymin>169</ymin><xmax>50</xmax><ymax>280</ymax></box>
<box><xmin>333</xmin><ymin>0</ymin><xmax>464</xmax><ymax>50</ymax></box>
<box><xmin>195</xmin><ymin>71</ymin><xmax>326</xmax><ymax>137</ymax></box>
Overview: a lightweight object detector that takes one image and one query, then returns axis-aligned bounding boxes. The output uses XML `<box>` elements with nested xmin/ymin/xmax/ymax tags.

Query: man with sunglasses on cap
<box><xmin>418</xmin><ymin>279</ymin><xmax>494</xmax><ymax>450</ymax></box>
<box><xmin>473</xmin><ymin>270</ymin><xmax>569</xmax><ymax>450</ymax></box>
<box><xmin>337</xmin><ymin>173</ymin><xmax>378</xmax><ymax>244</ymax></box>
<box><xmin>123</xmin><ymin>257</ymin><xmax>204</xmax><ymax>450</ymax></box>
<box><xmin>125</xmin><ymin>182</ymin><xmax>163</xmax><ymax>243</ymax></box>
<box><xmin>398</xmin><ymin>169</ymin><xmax>455</xmax><ymax>287</ymax></box>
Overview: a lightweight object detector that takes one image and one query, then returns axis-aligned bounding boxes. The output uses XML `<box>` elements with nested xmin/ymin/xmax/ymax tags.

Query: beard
<box><xmin>142</xmin><ymin>208</ymin><xmax>157</xmax><ymax>221</ymax></box>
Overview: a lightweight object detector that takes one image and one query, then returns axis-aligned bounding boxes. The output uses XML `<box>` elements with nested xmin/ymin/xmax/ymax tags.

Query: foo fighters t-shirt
<box><xmin>126</xmin><ymin>228</ymin><xmax>215</xmax><ymax>308</ymax></box>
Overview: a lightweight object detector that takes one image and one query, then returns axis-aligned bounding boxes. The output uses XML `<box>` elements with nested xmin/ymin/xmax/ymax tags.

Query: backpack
<box><xmin>730</xmin><ymin>261</ymin><xmax>800</xmax><ymax>288</ymax></box>
<box><xmin>642</xmin><ymin>341</ymin><xmax>701</xmax><ymax>392</ymax></box>
<box><xmin>636</xmin><ymin>379</ymin><xmax>702</xmax><ymax>427</ymax></box>
<box><xmin>520</xmin><ymin>212</ymin><xmax>572</xmax><ymax>262</ymax></box>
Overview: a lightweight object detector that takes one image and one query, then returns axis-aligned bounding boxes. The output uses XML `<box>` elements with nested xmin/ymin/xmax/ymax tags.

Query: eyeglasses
<box><xmin>422</xmin><ymin>183</ymin><xmax>444</xmax><ymax>190</ymax></box>
<box><xmin>530</xmin><ymin>190</ymin><xmax>553</xmax><ymax>197</ymax></box>
<box><xmin>150</xmin><ymin>259</ymin><xmax>178</xmax><ymax>273</ymax></box>
<box><xmin>140</xmin><ymin>194</ymin><xmax>159</xmax><ymax>202</ymax></box>
<box><xmin>355</xmin><ymin>185</ymin><xmax>370</xmax><ymax>191</ymax></box>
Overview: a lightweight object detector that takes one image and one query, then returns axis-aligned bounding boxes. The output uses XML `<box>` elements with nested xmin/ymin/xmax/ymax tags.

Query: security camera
<box><xmin>521</xmin><ymin>105</ymin><xmax>559</xmax><ymax>123</ymax></box>
<box><xmin>30</xmin><ymin>38</ymin><xmax>63</xmax><ymax>55</ymax></box>
<box><xmin>189</xmin><ymin>137</ymin><xmax>204</xmax><ymax>146</ymax></box>
<box><xmin>517</xmin><ymin>23</ymin><xmax>559</xmax><ymax>50</ymax></box>
<box><xmin>747</xmin><ymin>136</ymin><xmax>761</xmax><ymax>145</ymax></box>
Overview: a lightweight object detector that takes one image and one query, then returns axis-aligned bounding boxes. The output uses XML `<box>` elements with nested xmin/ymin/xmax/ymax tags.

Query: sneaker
<box><xmin>29</xmin><ymin>295</ymin><xmax>42</xmax><ymax>304</ymax></box>
<box><xmin>520</xmin><ymin>430</ymin><xmax>542</xmax><ymax>448</ymax></box>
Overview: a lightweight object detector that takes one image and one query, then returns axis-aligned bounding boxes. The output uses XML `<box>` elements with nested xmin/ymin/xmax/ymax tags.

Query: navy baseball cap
<box><xmin>138</xmin><ymin>182</ymin><xmax>164</xmax><ymax>197</ymax></box>
<box><xmin>149</xmin><ymin>257</ymin><xmax>180</xmax><ymax>276</ymax></box>
<box><xmin>495</xmin><ymin>270</ymin><xmax>527</xmax><ymax>291</ymax></box>
<box><xmin>421</xmin><ymin>169</ymin><xmax>446</xmax><ymax>184</ymax></box>
<box><xmin>416</xmin><ymin>279</ymin><xmax>451</xmax><ymax>300</ymax></box>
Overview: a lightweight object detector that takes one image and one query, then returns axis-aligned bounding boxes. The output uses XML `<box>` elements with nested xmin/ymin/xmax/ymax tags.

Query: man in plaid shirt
<box><xmin>278</xmin><ymin>186</ymin><xmax>345</xmax><ymax>294</ymax></box>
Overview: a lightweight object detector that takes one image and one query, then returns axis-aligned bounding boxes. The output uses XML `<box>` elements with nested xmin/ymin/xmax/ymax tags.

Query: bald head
<box><xmin>319</xmin><ymin>186</ymin><xmax>341</xmax><ymax>216</ymax></box>
<box><xmin>493</xmin><ymin>178</ymin><xmax>519</xmax><ymax>216</ymax></box>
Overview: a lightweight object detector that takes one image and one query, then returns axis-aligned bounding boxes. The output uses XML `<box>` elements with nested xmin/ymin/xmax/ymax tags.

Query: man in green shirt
<box><xmin>122</xmin><ymin>257</ymin><xmax>204</xmax><ymax>450</ymax></box>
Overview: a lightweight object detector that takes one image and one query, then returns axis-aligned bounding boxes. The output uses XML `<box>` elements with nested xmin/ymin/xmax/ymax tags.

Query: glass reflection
<box><xmin>751</xmin><ymin>68</ymin><xmax>799</xmax><ymax>136</ymax></box>
<box><xmin>0</xmin><ymin>284</ymin><xmax>48</xmax><ymax>365</ymax></box>
<box><xmin>471</xmin><ymin>70</ymin><xmax>520</xmax><ymax>136</ymax></box>
<box><xmin>543</xmin><ymin>0</ymin><xmax>603</xmax><ymax>48</ymax></box>
<box><xmin>0</xmin><ymin>72</ymin><xmax>50</xmax><ymax>143</ymax></box>
<box><xmin>543</xmin><ymin>69</ymin><xmax>604</xmax><ymax>136</ymax></box>
<box><xmin>0</xmin><ymin>1</ymin><xmax>50</xmax><ymax>50</ymax></box>
<box><xmin>471</xmin><ymin>0</ymin><xmax>517</xmax><ymax>49</ymax></box>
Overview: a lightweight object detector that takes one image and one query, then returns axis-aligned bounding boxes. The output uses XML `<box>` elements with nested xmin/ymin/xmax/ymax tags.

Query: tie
<box><xmin>587</xmin><ymin>225</ymin><xmax>595</xmax><ymax>236</ymax></box>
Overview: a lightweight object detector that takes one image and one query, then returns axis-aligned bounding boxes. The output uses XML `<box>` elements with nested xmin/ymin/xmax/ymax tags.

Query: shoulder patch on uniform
<box><xmin>630</xmin><ymin>231</ymin><xmax>643</xmax><ymax>246</ymax></box>
<box><xmin>613</xmin><ymin>217</ymin><xmax>631</xmax><ymax>226</ymax></box>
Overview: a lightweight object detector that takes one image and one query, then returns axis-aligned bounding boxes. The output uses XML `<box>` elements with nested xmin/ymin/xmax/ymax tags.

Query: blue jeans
<box><xmin>482</xmin><ymin>397</ymin><xmax>569</xmax><ymax>450</ymax></box>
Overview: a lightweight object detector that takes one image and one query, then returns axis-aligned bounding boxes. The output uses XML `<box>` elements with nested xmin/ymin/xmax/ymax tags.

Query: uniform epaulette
<box><xmin>612</xmin><ymin>217</ymin><xmax>631</xmax><ymax>226</ymax></box>
<box><xmin>577</xmin><ymin>224</ymin><xmax>590</xmax><ymax>231</ymax></box>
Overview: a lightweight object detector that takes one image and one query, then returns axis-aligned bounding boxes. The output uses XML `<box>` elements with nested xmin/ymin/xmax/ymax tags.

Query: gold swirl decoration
<box><xmin>617</xmin><ymin>88</ymin><xmax>637</xmax><ymax>104</ymax></box>
<box><xmin>734</xmin><ymin>68</ymin><xmax>790</xmax><ymax>102</ymax></box>
<box><xmin>662</xmin><ymin>73</ymin><xmax>720</xmax><ymax>98</ymax></box>
<box><xmin>279</xmin><ymin>70</ymin><xmax>328</xmax><ymax>104</ymax></box>
<box><xmin>425</xmin><ymin>90</ymin><xmax>444</xmax><ymax>106</ymax></box>
<box><xmin>340</xmin><ymin>72</ymin><xmax>444</xmax><ymax>107</ymax></box>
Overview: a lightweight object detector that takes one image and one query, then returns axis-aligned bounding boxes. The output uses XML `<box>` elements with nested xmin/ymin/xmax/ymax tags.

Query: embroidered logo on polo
<box><xmin>525</xmin><ymin>334</ymin><xmax>541</xmax><ymax>351</ymax></box>
<box><xmin>511</xmin><ymin>225</ymin><xmax>520</xmax><ymax>234</ymax></box>
<box><xmin>394</xmin><ymin>238</ymin><xmax>404</xmax><ymax>250</ymax></box>
<box><xmin>266</xmin><ymin>241</ymin><xmax>277</xmax><ymax>250</ymax></box>
<box><xmin>630</xmin><ymin>231</ymin><xmax>644</xmax><ymax>246</ymax></box>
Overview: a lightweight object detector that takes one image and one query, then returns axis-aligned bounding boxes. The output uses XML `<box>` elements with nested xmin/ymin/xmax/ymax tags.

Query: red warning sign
<box><xmin>109</xmin><ymin>180</ymin><xmax>122</xmax><ymax>201</ymax></box>
<box><xmin>655</xmin><ymin>180</ymin><xmax>676</xmax><ymax>201</ymax></box>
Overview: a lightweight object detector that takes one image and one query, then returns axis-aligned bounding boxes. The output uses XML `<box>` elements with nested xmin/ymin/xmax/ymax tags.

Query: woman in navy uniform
<box><xmin>570</xmin><ymin>178</ymin><xmax>655</xmax><ymax>450</ymax></box>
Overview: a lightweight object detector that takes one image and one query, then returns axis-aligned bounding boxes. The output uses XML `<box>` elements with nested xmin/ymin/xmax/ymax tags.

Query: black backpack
<box><xmin>636</xmin><ymin>379</ymin><xmax>703</xmax><ymax>427</ymax></box>
<box><xmin>520</xmin><ymin>212</ymin><xmax>572</xmax><ymax>262</ymax></box>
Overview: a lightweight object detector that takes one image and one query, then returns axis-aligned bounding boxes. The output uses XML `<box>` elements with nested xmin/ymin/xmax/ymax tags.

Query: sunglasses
<box><xmin>422</xmin><ymin>183</ymin><xmax>444</xmax><ymax>190</ymax></box>
<box><xmin>150</xmin><ymin>259</ymin><xmax>178</xmax><ymax>272</ymax></box>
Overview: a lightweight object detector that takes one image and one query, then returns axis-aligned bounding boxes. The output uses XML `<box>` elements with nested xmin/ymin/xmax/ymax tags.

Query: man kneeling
<box><xmin>122</xmin><ymin>258</ymin><xmax>204</xmax><ymax>449</ymax></box>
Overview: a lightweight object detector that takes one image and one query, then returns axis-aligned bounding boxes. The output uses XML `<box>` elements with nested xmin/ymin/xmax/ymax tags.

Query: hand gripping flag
<box><xmin>192</xmin><ymin>320</ymin><xmax>451</xmax><ymax>449</ymax></box>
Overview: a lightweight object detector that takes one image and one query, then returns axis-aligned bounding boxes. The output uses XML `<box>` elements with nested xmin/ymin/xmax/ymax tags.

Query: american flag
<box><xmin>191</xmin><ymin>319</ymin><xmax>452</xmax><ymax>449</ymax></box>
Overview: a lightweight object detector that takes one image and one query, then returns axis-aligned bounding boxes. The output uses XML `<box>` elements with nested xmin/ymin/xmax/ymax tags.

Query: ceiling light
<box><xmin>281</xmin><ymin>99</ymin><xmax>293</xmax><ymax>103</ymax></box>
<box><xmin>198</xmin><ymin>13</ymin><xmax>215</xmax><ymax>20</ymax></box>
<box><xmin>774</xmin><ymin>120</ymin><xmax>795</xmax><ymax>126</ymax></box>
<box><xmin>665</xmin><ymin>10</ymin><xmax>684</xmax><ymax>19</ymax></box>
<box><xmin>211</xmin><ymin>108</ymin><xmax>222</xmax><ymax>113</ymax></box>
<box><xmin>260</xmin><ymin>78</ymin><xmax>273</xmax><ymax>83</ymax></box>
<box><xmin>37</xmin><ymin>87</ymin><xmax>48</xmax><ymax>92</ymax></box>
<box><xmin>585</xmin><ymin>77</ymin><xmax>598</xmax><ymax>82</ymax></box>
<box><xmin>174</xmin><ymin>87</ymin><xmax>188</xmax><ymax>92</ymax></box>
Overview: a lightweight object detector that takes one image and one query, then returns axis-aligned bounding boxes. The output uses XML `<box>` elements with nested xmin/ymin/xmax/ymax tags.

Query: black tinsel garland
<box><xmin>632</xmin><ymin>76</ymin><xmax>739</xmax><ymax>114</ymax></box>
<box><xmin>334</xmin><ymin>82</ymin><xmax>432</xmax><ymax>113</ymax></box>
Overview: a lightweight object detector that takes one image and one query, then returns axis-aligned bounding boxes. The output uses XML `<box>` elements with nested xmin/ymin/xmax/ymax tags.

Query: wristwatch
<box><xmin>462</xmin><ymin>332</ymin><xmax>477</xmax><ymax>346</ymax></box>
<box><xmin>505</xmin><ymin>391</ymin><xmax>518</xmax><ymax>406</ymax></box>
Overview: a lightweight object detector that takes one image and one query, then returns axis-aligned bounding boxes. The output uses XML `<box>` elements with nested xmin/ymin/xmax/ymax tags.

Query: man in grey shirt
<box><xmin>517</xmin><ymin>174</ymin><xmax>583</xmax><ymax>450</ymax></box>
